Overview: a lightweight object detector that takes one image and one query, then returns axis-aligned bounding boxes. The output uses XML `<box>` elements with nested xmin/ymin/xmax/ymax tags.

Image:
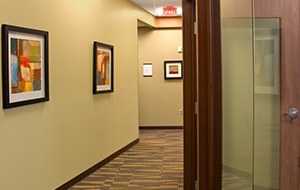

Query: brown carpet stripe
<box><xmin>69</xmin><ymin>129</ymin><xmax>183</xmax><ymax>190</ymax></box>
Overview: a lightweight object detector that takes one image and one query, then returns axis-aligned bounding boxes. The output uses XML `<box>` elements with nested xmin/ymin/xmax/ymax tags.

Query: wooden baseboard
<box><xmin>139</xmin><ymin>126</ymin><xmax>183</xmax><ymax>130</ymax></box>
<box><xmin>223</xmin><ymin>165</ymin><xmax>251</xmax><ymax>180</ymax></box>
<box><xmin>56</xmin><ymin>138</ymin><xmax>139</xmax><ymax>190</ymax></box>
<box><xmin>223</xmin><ymin>165</ymin><xmax>277</xmax><ymax>190</ymax></box>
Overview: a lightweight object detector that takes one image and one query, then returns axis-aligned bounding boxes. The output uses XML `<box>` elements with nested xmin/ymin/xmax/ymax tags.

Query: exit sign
<box><xmin>163</xmin><ymin>6</ymin><xmax>177</xmax><ymax>16</ymax></box>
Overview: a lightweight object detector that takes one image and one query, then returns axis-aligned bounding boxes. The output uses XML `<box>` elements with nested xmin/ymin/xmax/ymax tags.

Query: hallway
<box><xmin>69</xmin><ymin>129</ymin><xmax>183</xmax><ymax>189</ymax></box>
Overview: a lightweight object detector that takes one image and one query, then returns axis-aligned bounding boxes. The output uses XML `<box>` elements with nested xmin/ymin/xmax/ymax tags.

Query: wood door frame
<box><xmin>183</xmin><ymin>0</ymin><xmax>222</xmax><ymax>189</ymax></box>
<box><xmin>195</xmin><ymin>0</ymin><xmax>222</xmax><ymax>189</ymax></box>
<box><xmin>183</xmin><ymin>0</ymin><xmax>197</xmax><ymax>189</ymax></box>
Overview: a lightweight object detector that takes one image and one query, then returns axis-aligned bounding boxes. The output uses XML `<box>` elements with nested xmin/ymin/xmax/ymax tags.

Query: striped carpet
<box><xmin>69</xmin><ymin>129</ymin><xmax>183</xmax><ymax>190</ymax></box>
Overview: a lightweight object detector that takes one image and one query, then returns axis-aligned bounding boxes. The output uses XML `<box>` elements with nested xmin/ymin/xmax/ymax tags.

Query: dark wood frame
<box><xmin>196</xmin><ymin>0</ymin><xmax>222</xmax><ymax>188</ymax></box>
<box><xmin>183</xmin><ymin>0</ymin><xmax>222</xmax><ymax>189</ymax></box>
<box><xmin>183</xmin><ymin>0</ymin><xmax>198</xmax><ymax>189</ymax></box>
<box><xmin>197</xmin><ymin>0</ymin><xmax>222</xmax><ymax>190</ymax></box>
<box><xmin>164</xmin><ymin>60</ymin><xmax>183</xmax><ymax>79</ymax></box>
<box><xmin>93</xmin><ymin>41</ymin><xmax>114</xmax><ymax>94</ymax></box>
<box><xmin>2</xmin><ymin>24</ymin><xmax>49</xmax><ymax>109</ymax></box>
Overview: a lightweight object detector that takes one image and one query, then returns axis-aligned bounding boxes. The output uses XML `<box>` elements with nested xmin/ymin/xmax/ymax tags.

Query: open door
<box><xmin>183</xmin><ymin>0</ymin><xmax>300</xmax><ymax>189</ymax></box>
<box><xmin>254</xmin><ymin>1</ymin><xmax>300</xmax><ymax>189</ymax></box>
<box><xmin>221</xmin><ymin>0</ymin><xmax>300</xmax><ymax>189</ymax></box>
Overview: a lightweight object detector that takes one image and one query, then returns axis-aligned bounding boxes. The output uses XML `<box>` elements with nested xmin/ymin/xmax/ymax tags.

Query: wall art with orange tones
<box><xmin>93</xmin><ymin>41</ymin><xmax>114</xmax><ymax>94</ymax></box>
<box><xmin>2</xmin><ymin>25</ymin><xmax>49</xmax><ymax>109</ymax></box>
<box><xmin>164</xmin><ymin>60</ymin><xmax>183</xmax><ymax>79</ymax></box>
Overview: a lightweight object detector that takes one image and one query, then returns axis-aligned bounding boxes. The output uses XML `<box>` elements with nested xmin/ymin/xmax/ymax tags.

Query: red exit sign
<box><xmin>163</xmin><ymin>6</ymin><xmax>177</xmax><ymax>16</ymax></box>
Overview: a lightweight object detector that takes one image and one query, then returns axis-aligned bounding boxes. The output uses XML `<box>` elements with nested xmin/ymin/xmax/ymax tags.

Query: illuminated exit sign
<box><xmin>163</xmin><ymin>6</ymin><xmax>177</xmax><ymax>16</ymax></box>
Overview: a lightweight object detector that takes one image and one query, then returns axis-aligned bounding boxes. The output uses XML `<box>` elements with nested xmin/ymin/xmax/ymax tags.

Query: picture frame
<box><xmin>93</xmin><ymin>41</ymin><xmax>114</xmax><ymax>94</ymax></box>
<box><xmin>254</xmin><ymin>27</ymin><xmax>280</xmax><ymax>95</ymax></box>
<box><xmin>164</xmin><ymin>60</ymin><xmax>183</xmax><ymax>80</ymax></box>
<box><xmin>143</xmin><ymin>63</ymin><xmax>152</xmax><ymax>77</ymax></box>
<box><xmin>2</xmin><ymin>24</ymin><xmax>49</xmax><ymax>109</ymax></box>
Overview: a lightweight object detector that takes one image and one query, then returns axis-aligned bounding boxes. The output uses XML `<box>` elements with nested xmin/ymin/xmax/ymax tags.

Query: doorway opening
<box><xmin>137</xmin><ymin>21</ymin><xmax>184</xmax><ymax>130</ymax></box>
<box><xmin>136</xmin><ymin>9</ymin><xmax>185</xmax><ymax>189</ymax></box>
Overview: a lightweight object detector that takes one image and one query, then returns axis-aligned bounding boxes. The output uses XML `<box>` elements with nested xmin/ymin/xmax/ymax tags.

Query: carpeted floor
<box><xmin>69</xmin><ymin>129</ymin><xmax>183</xmax><ymax>190</ymax></box>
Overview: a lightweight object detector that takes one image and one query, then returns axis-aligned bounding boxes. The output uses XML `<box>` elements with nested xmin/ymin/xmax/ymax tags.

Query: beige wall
<box><xmin>138</xmin><ymin>28</ymin><xmax>183</xmax><ymax>127</ymax></box>
<box><xmin>0</xmin><ymin>1</ymin><xmax>155</xmax><ymax>189</ymax></box>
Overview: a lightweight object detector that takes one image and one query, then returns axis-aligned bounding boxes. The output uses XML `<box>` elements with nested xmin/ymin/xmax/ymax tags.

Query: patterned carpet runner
<box><xmin>69</xmin><ymin>129</ymin><xmax>183</xmax><ymax>190</ymax></box>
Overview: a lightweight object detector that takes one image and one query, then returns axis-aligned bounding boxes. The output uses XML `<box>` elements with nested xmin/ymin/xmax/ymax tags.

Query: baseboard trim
<box><xmin>223</xmin><ymin>165</ymin><xmax>277</xmax><ymax>190</ymax></box>
<box><xmin>254</xmin><ymin>185</ymin><xmax>277</xmax><ymax>190</ymax></box>
<box><xmin>56</xmin><ymin>138</ymin><xmax>139</xmax><ymax>190</ymax></box>
<box><xmin>223</xmin><ymin>165</ymin><xmax>252</xmax><ymax>180</ymax></box>
<box><xmin>139</xmin><ymin>126</ymin><xmax>183</xmax><ymax>130</ymax></box>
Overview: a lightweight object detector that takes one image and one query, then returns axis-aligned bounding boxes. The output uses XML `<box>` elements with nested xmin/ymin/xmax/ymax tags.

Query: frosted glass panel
<box><xmin>221</xmin><ymin>1</ymin><xmax>281</xmax><ymax>189</ymax></box>
<box><xmin>253</xmin><ymin>18</ymin><xmax>280</xmax><ymax>190</ymax></box>
<box><xmin>221</xmin><ymin>18</ymin><xmax>254</xmax><ymax>189</ymax></box>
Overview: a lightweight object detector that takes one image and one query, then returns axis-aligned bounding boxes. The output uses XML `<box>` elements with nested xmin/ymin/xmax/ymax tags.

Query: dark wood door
<box><xmin>183</xmin><ymin>0</ymin><xmax>198</xmax><ymax>189</ymax></box>
<box><xmin>255</xmin><ymin>1</ymin><xmax>300</xmax><ymax>189</ymax></box>
<box><xmin>183</xmin><ymin>0</ymin><xmax>300</xmax><ymax>189</ymax></box>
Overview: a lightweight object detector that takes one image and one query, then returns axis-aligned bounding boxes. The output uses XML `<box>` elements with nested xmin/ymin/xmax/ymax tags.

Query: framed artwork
<box><xmin>2</xmin><ymin>24</ymin><xmax>49</xmax><ymax>109</ymax></box>
<box><xmin>93</xmin><ymin>41</ymin><xmax>114</xmax><ymax>94</ymax></box>
<box><xmin>254</xmin><ymin>27</ymin><xmax>280</xmax><ymax>94</ymax></box>
<box><xmin>164</xmin><ymin>60</ymin><xmax>183</xmax><ymax>80</ymax></box>
<box><xmin>143</xmin><ymin>63</ymin><xmax>152</xmax><ymax>77</ymax></box>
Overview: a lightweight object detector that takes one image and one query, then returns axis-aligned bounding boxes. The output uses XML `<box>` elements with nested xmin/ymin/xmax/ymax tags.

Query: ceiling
<box><xmin>130</xmin><ymin>0</ymin><xmax>182</xmax><ymax>16</ymax></box>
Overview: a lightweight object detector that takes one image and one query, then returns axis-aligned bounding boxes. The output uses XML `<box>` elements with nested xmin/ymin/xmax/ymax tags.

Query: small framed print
<box><xmin>164</xmin><ymin>60</ymin><xmax>183</xmax><ymax>80</ymax></box>
<box><xmin>143</xmin><ymin>63</ymin><xmax>152</xmax><ymax>77</ymax></box>
<box><xmin>93</xmin><ymin>41</ymin><xmax>114</xmax><ymax>94</ymax></box>
<box><xmin>2</xmin><ymin>24</ymin><xmax>49</xmax><ymax>109</ymax></box>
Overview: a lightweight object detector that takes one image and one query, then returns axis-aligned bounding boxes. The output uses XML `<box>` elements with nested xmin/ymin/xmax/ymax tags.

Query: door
<box><xmin>183</xmin><ymin>0</ymin><xmax>300</xmax><ymax>189</ymax></box>
<box><xmin>221</xmin><ymin>0</ymin><xmax>300</xmax><ymax>190</ymax></box>
<box><xmin>255</xmin><ymin>1</ymin><xmax>300</xmax><ymax>189</ymax></box>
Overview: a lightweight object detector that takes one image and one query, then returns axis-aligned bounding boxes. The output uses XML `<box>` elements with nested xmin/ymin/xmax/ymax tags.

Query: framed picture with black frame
<box><xmin>2</xmin><ymin>24</ymin><xmax>49</xmax><ymax>109</ymax></box>
<box><xmin>93</xmin><ymin>41</ymin><xmax>114</xmax><ymax>94</ymax></box>
<box><xmin>164</xmin><ymin>60</ymin><xmax>183</xmax><ymax>80</ymax></box>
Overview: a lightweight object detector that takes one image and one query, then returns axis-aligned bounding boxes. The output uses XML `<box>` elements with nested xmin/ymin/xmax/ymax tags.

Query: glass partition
<box><xmin>253</xmin><ymin>18</ymin><xmax>280</xmax><ymax>190</ymax></box>
<box><xmin>221</xmin><ymin>0</ymin><xmax>281</xmax><ymax>189</ymax></box>
<box><xmin>221</xmin><ymin>17</ymin><xmax>254</xmax><ymax>190</ymax></box>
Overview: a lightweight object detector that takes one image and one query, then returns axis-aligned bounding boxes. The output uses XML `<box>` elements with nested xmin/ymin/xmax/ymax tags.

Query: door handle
<box><xmin>284</xmin><ymin>108</ymin><xmax>299</xmax><ymax>119</ymax></box>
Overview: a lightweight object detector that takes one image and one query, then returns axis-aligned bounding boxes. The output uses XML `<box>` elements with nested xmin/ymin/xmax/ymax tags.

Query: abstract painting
<box><xmin>93</xmin><ymin>41</ymin><xmax>114</xmax><ymax>94</ymax></box>
<box><xmin>2</xmin><ymin>25</ymin><xmax>49</xmax><ymax>108</ymax></box>
<box><xmin>164</xmin><ymin>60</ymin><xmax>183</xmax><ymax>79</ymax></box>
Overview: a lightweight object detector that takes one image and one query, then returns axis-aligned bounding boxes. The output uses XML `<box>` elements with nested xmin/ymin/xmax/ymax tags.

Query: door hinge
<box><xmin>194</xmin><ymin>21</ymin><xmax>197</xmax><ymax>35</ymax></box>
<box><xmin>195</xmin><ymin>180</ymin><xmax>198</xmax><ymax>190</ymax></box>
<box><xmin>298</xmin><ymin>156</ymin><xmax>300</xmax><ymax>168</ymax></box>
<box><xmin>195</xmin><ymin>101</ymin><xmax>198</xmax><ymax>115</ymax></box>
